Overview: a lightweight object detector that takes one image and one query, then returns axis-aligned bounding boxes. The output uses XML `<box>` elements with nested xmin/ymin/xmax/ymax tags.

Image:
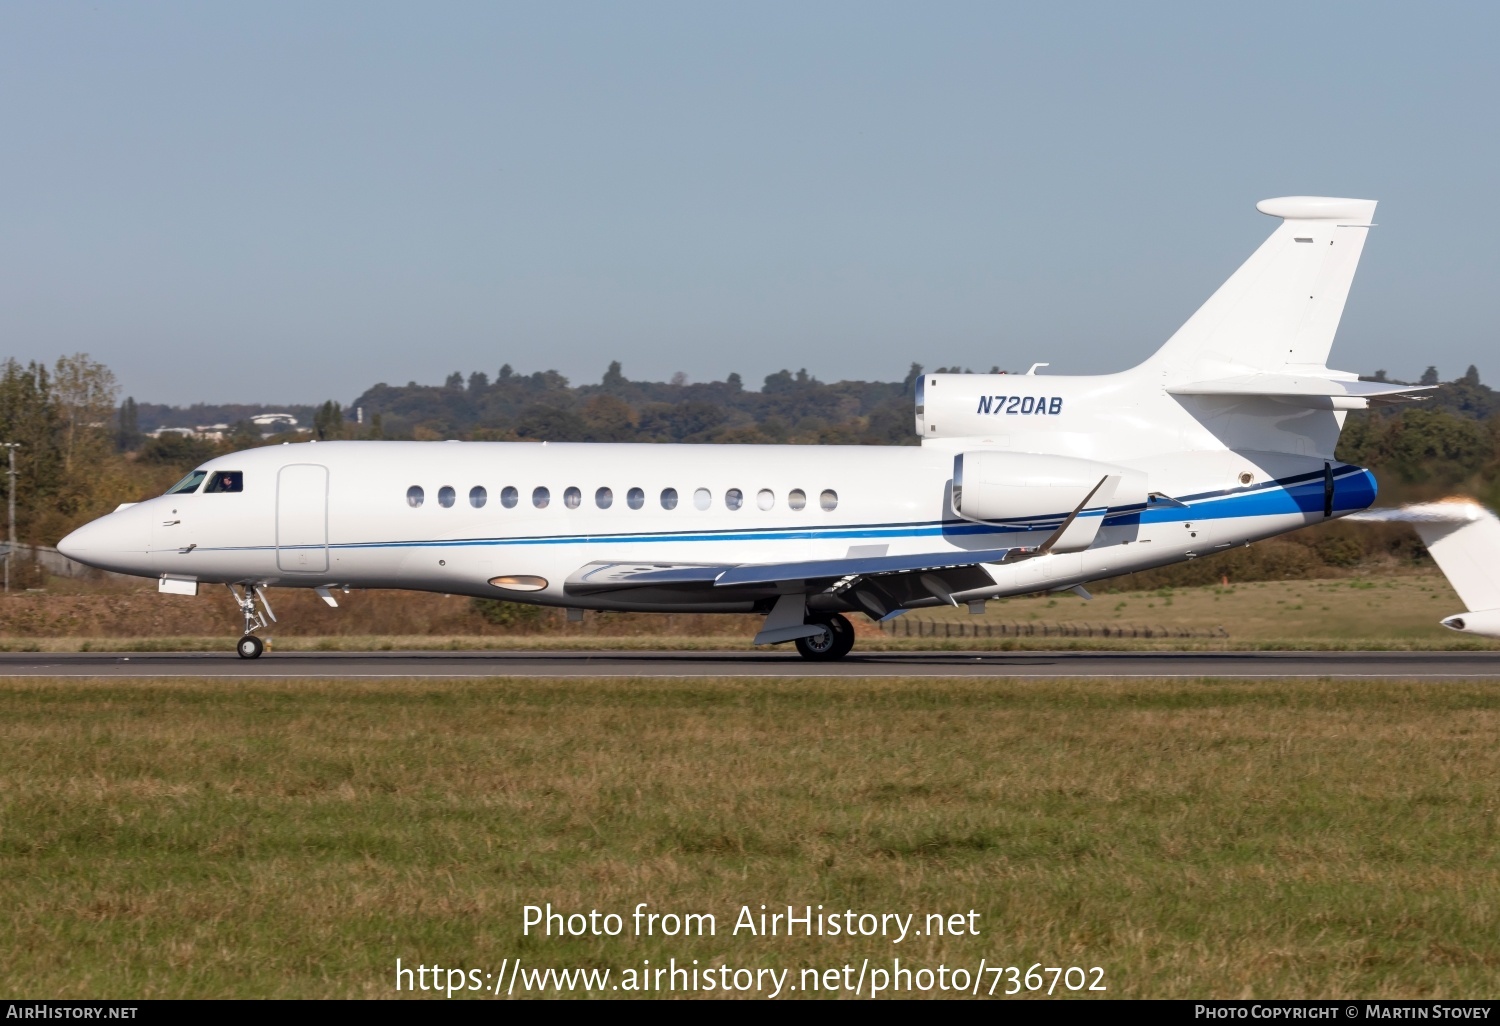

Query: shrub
<box><xmin>470</xmin><ymin>599</ymin><xmax>545</xmax><ymax>629</ymax></box>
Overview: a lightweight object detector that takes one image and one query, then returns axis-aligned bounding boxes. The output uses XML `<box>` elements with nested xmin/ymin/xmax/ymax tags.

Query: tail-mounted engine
<box><xmin>952</xmin><ymin>450</ymin><xmax>1148</xmax><ymax>526</ymax></box>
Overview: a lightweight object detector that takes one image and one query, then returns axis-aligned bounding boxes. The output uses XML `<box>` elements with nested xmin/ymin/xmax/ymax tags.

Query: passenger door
<box><xmin>277</xmin><ymin>464</ymin><xmax>328</xmax><ymax>573</ymax></box>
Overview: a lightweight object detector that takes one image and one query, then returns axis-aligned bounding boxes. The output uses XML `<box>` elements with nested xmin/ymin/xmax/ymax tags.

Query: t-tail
<box><xmin>1147</xmin><ymin>196</ymin><xmax>1381</xmax><ymax>382</ymax></box>
<box><xmin>917</xmin><ymin>196</ymin><xmax>1433</xmax><ymax>462</ymax></box>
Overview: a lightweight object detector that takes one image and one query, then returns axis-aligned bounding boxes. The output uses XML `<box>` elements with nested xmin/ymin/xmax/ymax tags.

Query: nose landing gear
<box><xmin>228</xmin><ymin>583</ymin><xmax>275</xmax><ymax>659</ymax></box>
<box><xmin>794</xmin><ymin>612</ymin><xmax>855</xmax><ymax>660</ymax></box>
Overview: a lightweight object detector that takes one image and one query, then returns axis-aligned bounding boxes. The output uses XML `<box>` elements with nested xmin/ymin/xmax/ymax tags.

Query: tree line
<box><xmin>344</xmin><ymin>361</ymin><xmax>927</xmax><ymax>446</ymax></box>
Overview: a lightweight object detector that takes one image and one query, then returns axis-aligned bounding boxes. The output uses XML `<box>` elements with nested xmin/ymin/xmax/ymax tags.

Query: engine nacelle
<box><xmin>952</xmin><ymin>450</ymin><xmax>1148</xmax><ymax>523</ymax></box>
<box><xmin>1441</xmin><ymin>608</ymin><xmax>1500</xmax><ymax>638</ymax></box>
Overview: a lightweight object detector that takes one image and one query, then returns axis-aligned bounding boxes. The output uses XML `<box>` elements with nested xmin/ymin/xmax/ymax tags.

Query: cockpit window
<box><xmin>164</xmin><ymin>470</ymin><xmax>207</xmax><ymax>495</ymax></box>
<box><xmin>204</xmin><ymin>471</ymin><xmax>243</xmax><ymax>493</ymax></box>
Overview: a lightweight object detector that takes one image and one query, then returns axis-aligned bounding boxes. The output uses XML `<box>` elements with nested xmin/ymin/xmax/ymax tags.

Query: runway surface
<box><xmin>0</xmin><ymin>649</ymin><xmax>1497</xmax><ymax>678</ymax></box>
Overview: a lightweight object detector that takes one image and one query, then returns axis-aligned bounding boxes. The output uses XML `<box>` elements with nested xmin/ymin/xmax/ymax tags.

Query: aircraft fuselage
<box><xmin>61</xmin><ymin>439</ymin><xmax>1375</xmax><ymax>613</ymax></box>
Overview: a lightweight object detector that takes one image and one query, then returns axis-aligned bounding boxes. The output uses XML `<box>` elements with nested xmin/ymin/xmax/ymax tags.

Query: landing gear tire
<box><xmin>794</xmin><ymin>613</ymin><xmax>855</xmax><ymax>660</ymax></box>
<box><xmin>229</xmin><ymin>584</ymin><xmax>274</xmax><ymax>659</ymax></box>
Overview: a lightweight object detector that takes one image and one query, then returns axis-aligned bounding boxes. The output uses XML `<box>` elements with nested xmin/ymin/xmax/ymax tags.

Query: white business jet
<box><xmin>1349</xmin><ymin>500</ymin><xmax>1500</xmax><ymax>638</ymax></box>
<box><xmin>59</xmin><ymin>196</ymin><xmax>1432</xmax><ymax>659</ymax></box>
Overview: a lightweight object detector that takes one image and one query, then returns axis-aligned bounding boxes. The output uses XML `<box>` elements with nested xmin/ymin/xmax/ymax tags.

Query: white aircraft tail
<box><xmin>918</xmin><ymin>196</ymin><xmax>1429</xmax><ymax>458</ymax></box>
<box><xmin>1145</xmin><ymin>196</ymin><xmax>1378</xmax><ymax>382</ymax></box>
<box><xmin>1137</xmin><ymin>197</ymin><xmax>1432</xmax><ymax>457</ymax></box>
<box><xmin>1349</xmin><ymin>501</ymin><xmax>1500</xmax><ymax>636</ymax></box>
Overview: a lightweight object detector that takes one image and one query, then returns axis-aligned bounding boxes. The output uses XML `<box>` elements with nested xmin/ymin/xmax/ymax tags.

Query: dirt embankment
<box><xmin>0</xmin><ymin>581</ymin><xmax>761</xmax><ymax>638</ymax></box>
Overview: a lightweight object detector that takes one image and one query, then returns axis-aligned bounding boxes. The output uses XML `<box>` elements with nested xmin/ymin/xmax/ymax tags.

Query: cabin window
<box><xmin>204</xmin><ymin>471</ymin><xmax>243</xmax><ymax>493</ymax></box>
<box><xmin>820</xmin><ymin>489</ymin><xmax>839</xmax><ymax>511</ymax></box>
<box><xmin>725</xmin><ymin>488</ymin><xmax>743</xmax><ymax>511</ymax></box>
<box><xmin>564</xmin><ymin>486</ymin><xmax>582</xmax><ymax>509</ymax></box>
<box><xmin>532</xmin><ymin>486</ymin><xmax>550</xmax><ymax>509</ymax></box>
<box><xmin>627</xmin><ymin>487</ymin><xmax>645</xmax><ymax>510</ymax></box>
<box><xmin>660</xmin><ymin>487</ymin><xmax>679</xmax><ymax>510</ymax></box>
<box><xmin>164</xmin><ymin>470</ymin><xmax>207</xmax><ymax>495</ymax></box>
<box><xmin>406</xmin><ymin>485</ymin><xmax>425</xmax><ymax>508</ymax></box>
<box><xmin>501</xmin><ymin>486</ymin><xmax>519</xmax><ymax>508</ymax></box>
<box><xmin>756</xmin><ymin>488</ymin><xmax>774</xmax><ymax>510</ymax></box>
<box><xmin>788</xmin><ymin>488</ymin><xmax>807</xmax><ymax>511</ymax></box>
<box><xmin>596</xmin><ymin>486</ymin><xmax>613</xmax><ymax>509</ymax></box>
<box><xmin>470</xmin><ymin>485</ymin><xmax>487</xmax><ymax>508</ymax></box>
<box><xmin>438</xmin><ymin>486</ymin><xmax>456</xmax><ymax>508</ymax></box>
<box><xmin>693</xmin><ymin>487</ymin><xmax>711</xmax><ymax>511</ymax></box>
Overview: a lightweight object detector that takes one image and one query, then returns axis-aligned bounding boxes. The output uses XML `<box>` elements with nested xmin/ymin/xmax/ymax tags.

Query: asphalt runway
<box><xmin>0</xmin><ymin>649</ymin><xmax>1497</xmax><ymax>678</ymax></box>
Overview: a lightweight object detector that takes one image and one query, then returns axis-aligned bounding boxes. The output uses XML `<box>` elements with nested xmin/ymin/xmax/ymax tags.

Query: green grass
<box><xmin>3</xmin><ymin>675</ymin><xmax>1500</xmax><ymax>998</ymax></box>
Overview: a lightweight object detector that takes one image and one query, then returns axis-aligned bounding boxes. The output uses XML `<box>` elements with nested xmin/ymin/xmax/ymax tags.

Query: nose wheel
<box><xmin>228</xmin><ymin>583</ymin><xmax>276</xmax><ymax>659</ymax></box>
<box><xmin>794</xmin><ymin>613</ymin><xmax>855</xmax><ymax>660</ymax></box>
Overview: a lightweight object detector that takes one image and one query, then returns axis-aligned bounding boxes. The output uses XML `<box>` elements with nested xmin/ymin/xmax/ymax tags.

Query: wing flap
<box><xmin>565</xmin><ymin>562</ymin><xmax>728</xmax><ymax>595</ymax></box>
<box><xmin>712</xmin><ymin>547</ymin><xmax>1015</xmax><ymax>587</ymax></box>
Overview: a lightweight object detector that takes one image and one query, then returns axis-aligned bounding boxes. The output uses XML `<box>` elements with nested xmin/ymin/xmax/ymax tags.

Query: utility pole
<box><xmin>1</xmin><ymin>443</ymin><xmax>18</xmax><ymax>593</ymax></box>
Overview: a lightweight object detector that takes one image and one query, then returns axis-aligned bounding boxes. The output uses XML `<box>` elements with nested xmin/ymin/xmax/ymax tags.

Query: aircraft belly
<box><xmin>190</xmin><ymin>550</ymin><xmax>279</xmax><ymax>583</ymax></box>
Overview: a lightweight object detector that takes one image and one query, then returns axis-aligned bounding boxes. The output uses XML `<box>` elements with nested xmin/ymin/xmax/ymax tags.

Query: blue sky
<box><xmin>1</xmin><ymin>2</ymin><xmax>1495</xmax><ymax>404</ymax></box>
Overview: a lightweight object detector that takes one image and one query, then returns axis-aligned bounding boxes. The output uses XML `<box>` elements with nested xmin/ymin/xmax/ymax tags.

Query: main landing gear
<box><xmin>229</xmin><ymin>583</ymin><xmax>275</xmax><ymax>659</ymax></box>
<box><xmin>794</xmin><ymin>612</ymin><xmax>855</xmax><ymax>661</ymax></box>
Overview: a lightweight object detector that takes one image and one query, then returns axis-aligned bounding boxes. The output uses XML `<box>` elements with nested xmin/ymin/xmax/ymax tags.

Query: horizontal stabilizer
<box><xmin>1169</xmin><ymin>374</ymin><xmax>1435</xmax><ymax>408</ymax></box>
<box><xmin>713</xmin><ymin>548</ymin><xmax>1016</xmax><ymax>587</ymax></box>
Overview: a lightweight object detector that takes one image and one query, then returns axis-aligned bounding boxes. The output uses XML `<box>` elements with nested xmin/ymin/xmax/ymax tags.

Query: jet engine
<box><xmin>951</xmin><ymin>450</ymin><xmax>1147</xmax><ymax>523</ymax></box>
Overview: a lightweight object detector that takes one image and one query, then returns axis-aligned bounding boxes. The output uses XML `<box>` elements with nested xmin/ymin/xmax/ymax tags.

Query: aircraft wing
<box><xmin>1168</xmin><ymin>374</ymin><xmax>1435</xmax><ymax>407</ymax></box>
<box><xmin>711</xmin><ymin>547</ymin><xmax>1015</xmax><ymax>586</ymax></box>
<box><xmin>568</xmin><ymin>484</ymin><xmax>1098</xmax><ymax>610</ymax></box>
<box><xmin>565</xmin><ymin>548</ymin><xmax>1016</xmax><ymax>595</ymax></box>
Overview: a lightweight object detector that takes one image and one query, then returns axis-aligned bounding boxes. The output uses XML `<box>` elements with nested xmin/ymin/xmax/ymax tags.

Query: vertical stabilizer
<box><xmin>1145</xmin><ymin>196</ymin><xmax>1377</xmax><ymax>381</ymax></box>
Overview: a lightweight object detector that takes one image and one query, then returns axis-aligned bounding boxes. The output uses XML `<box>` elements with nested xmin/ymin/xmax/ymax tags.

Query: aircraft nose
<box><xmin>57</xmin><ymin>510</ymin><xmax>146</xmax><ymax>573</ymax></box>
<box><xmin>56</xmin><ymin>523</ymin><xmax>92</xmax><ymax>561</ymax></box>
